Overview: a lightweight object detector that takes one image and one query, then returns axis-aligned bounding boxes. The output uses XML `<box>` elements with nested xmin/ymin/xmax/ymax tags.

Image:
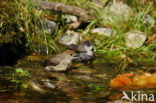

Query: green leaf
<box><xmin>21</xmin><ymin>83</ymin><xmax>28</xmax><ymax>88</ymax></box>
<box><xmin>15</xmin><ymin>68</ymin><xmax>24</xmax><ymax>73</ymax></box>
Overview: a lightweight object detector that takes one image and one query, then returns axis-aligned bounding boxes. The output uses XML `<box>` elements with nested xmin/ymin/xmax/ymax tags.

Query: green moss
<box><xmin>0</xmin><ymin>0</ymin><xmax>58</xmax><ymax>54</ymax></box>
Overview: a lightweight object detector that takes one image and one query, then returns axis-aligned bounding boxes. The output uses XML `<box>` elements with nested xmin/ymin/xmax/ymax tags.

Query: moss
<box><xmin>0</xmin><ymin>0</ymin><xmax>58</xmax><ymax>55</ymax></box>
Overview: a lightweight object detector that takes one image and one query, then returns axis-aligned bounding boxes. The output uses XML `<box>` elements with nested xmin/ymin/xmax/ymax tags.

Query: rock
<box><xmin>74</xmin><ymin>75</ymin><xmax>93</xmax><ymax>81</ymax></box>
<box><xmin>28</xmin><ymin>80</ymin><xmax>46</xmax><ymax>93</ymax></box>
<box><xmin>103</xmin><ymin>2</ymin><xmax>133</xmax><ymax>23</ymax></box>
<box><xmin>125</xmin><ymin>30</ymin><xmax>147</xmax><ymax>49</ymax></box>
<box><xmin>91</xmin><ymin>28</ymin><xmax>117</xmax><ymax>37</ymax></box>
<box><xmin>135</xmin><ymin>12</ymin><xmax>155</xmax><ymax>26</ymax></box>
<box><xmin>43</xmin><ymin>82</ymin><xmax>55</xmax><ymax>89</ymax></box>
<box><xmin>110</xmin><ymin>72</ymin><xmax>156</xmax><ymax>90</ymax></box>
<box><xmin>64</xmin><ymin>15</ymin><xmax>78</xmax><ymax>23</ymax></box>
<box><xmin>58</xmin><ymin>30</ymin><xmax>80</xmax><ymax>46</ymax></box>
<box><xmin>43</xmin><ymin>20</ymin><xmax>57</xmax><ymax>35</ymax></box>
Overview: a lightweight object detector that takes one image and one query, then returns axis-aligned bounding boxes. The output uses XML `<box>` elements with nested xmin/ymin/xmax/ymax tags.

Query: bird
<box><xmin>45</xmin><ymin>54</ymin><xmax>74</xmax><ymax>72</ymax></box>
<box><xmin>44</xmin><ymin>41</ymin><xmax>94</xmax><ymax>72</ymax></box>
<box><xmin>69</xmin><ymin>41</ymin><xmax>94</xmax><ymax>62</ymax></box>
<box><xmin>45</xmin><ymin>50</ymin><xmax>76</xmax><ymax>65</ymax></box>
<box><xmin>68</xmin><ymin>41</ymin><xmax>94</xmax><ymax>53</ymax></box>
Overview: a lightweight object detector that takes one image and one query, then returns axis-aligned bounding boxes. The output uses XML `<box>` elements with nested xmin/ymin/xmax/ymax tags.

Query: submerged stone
<box><xmin>29</xmin><ymin>80</ymin><xmax>46</xmax><ymax>93</ymax></box>
<box><xmin>43</xmin><ymin>82</ymin><xmax>55</xmax><ymax>89</ymax></box>
<box><xmin>103</xmin><ymin>2</ymin><xmax>133</xmax><ymax>23</ymax></box>
<box><xmin>91</xmin><ymin>28</ymin><xmax>117</xmax><ymax>37</ymax></box>
<box><xmin>74</xmin><ymin>74</ymin><xmax>93</xmax><ymax>81</ymax></box>
<box><xmin>125</xmin><ymin>30</ymin><xmax>147</xmax><ymax>49</ymax></box>
<box><xmin>58</xmin><ymin>30</ymin><xmax>80</xmax><ymax>46</ymax></box>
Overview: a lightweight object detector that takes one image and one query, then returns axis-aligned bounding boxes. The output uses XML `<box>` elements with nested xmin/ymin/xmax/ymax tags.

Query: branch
<box><xmin>33</xmin><ymin>0</ymin><xmax>94</xmax><ymax>21</ymax></box>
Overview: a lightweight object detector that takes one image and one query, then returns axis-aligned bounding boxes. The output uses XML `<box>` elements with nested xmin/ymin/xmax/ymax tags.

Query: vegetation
<box><xmin>0</xmin><ymin>0</ymin><xmax>155</xmax><ymax>102</ymax></box>
<box><xmin>0</xmin><ymin>0</ymin><xmax>58</xmax><ymax>55</ymax></box>
<box><xmin>46</xmin><ymin>0</ymin><xmax>156</xmax><ymax>67</ymax></box>
<box><xmin>11</xmin><ymin>68</ymin><xmax>30</xmax><ymax>89</ymax></box>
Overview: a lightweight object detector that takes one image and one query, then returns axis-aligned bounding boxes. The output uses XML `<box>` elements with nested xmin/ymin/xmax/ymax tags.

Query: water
<box><xmin>0</xmin><ymin>55</ymin><xmax>156</xmax><ymax>103</ymax></box>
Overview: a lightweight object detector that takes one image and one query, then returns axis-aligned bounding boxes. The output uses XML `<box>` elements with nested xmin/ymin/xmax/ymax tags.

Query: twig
<box><xmin>33</xmin><ymin>0</ymin><xmax>94</xmax><ymax>21</ymax></box>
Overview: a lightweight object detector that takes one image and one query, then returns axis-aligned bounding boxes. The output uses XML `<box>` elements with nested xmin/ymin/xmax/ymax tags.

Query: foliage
<box><xmin>40</xmin><ymin>0</ymin><xmax>156</xmax><ymax>74</ymax></box>
<box><xmin>11</xmin><ymin>68</ymin><xmax>30</xmax><ymax>89</ymax></box>
<box><xmin>0</xmin><ymin>0</ymin><xmax>155</xmax><ymax>68</ymax></box>
<box><xmin>0</xmin><ymin>0</ymin><xmax>58</xmax><ymax>54</ymax></box>
<box><xmin>87</xmin><ymin>83</ymin><xmax>106</xmax><ymax>92</ymax></box>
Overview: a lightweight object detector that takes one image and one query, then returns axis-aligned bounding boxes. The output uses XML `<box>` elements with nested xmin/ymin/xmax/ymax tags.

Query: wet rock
<box><xmin>73</xmin><ymin>75</ymin><xmax>93</xmax><ymax>81</ymax></box>
<box><xmin>28</xmin><ymin>80</ymin><xmax>46</xmax><ymax>93</ymax></box>
<box><xmin>43</xmin><ymin>20</ymin><xmax>57</xmax><ymax>35</ymax></box>
<box><xmin>58</xmin><ymin>30</ymin><xmax>80</xmax><ymax>46</ymax></box>
<box><xmin>110</xmin><ymin>72</ymin><xmax>156</xmax><ymax>90</ymax></box>
<box><xmin>103</xmin><ymin>2</ymin><xmax>133</xmax><ymax>23</ymax></box>
<box><xmin>43</xmin><ymin>82</ymin><xmax>55</xmax><ymax>89</ymax></box>
<box><xmin>64</xmin><ymin>15</ymin><xmax>78</xmax><ymax>23</ymax></box>
<box><xmin>125</xmin><ymin>30</ymin><xmax>147</xmax><ymax>49</ymax></box>
<box><xmin>91</xmin><ymin>28</ymin><xmax>117</xmax><ymax>37</ymax></box>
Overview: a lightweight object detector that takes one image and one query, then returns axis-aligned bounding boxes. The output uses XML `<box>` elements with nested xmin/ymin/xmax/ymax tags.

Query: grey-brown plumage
<box><xmin>70</xmin><ymin>41</ymin><xmax>94</xmax><ymax>62</ymax></box>
<box><xmin>44</xmin><ymin>41</ymin><xmax>94</xmax><ymax>72</ymax></box>
<box><xmin>69</xmin><ymin>41</ymin><xmax>93</xmax><ymax>53</ymax></box>
<box><xmin>46</xmin><ymin>50</ymin><xmax>76</xmax><ymax>65</ymax></box>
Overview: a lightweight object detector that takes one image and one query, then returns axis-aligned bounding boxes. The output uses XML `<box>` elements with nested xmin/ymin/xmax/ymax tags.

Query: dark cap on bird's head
<box><xmin>81</xmin><ymin>41</ymin><xmax>92</xmax><ymax>46</ymax></box>
<box><xmin>68</xmin><ymin>40</ymin><xmax>94</xmax><ymax>53</ymax></box>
